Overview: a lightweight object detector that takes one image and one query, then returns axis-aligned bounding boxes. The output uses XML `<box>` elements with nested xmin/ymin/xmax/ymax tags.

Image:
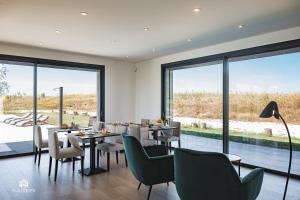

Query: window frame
<box><xmin>161</xmin><ymin>39</ymin><xmax>300</xmax><ymax>179</ymax></box>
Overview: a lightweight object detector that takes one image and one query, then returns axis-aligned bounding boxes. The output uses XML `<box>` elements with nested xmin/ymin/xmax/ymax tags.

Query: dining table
<box><xmin>148</xmin><ymin>125</ymin><xmax>177</xmax><ymax>141</ymax></box>
<box><xmin>78</xmin><ymin>132</ymin><xmax>121</xmax><ymax>176</ymax></box>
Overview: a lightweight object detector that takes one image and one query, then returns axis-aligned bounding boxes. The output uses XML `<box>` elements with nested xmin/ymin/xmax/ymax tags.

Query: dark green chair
<box><xmin>122</xmin><ymin>134</ymin><xmax>174</xmax><ymax>200</ymax></box>
<box><xmin>174</xmin><ymin>148</ymin><xmax>264</xmax><ymax>200</ymax></box>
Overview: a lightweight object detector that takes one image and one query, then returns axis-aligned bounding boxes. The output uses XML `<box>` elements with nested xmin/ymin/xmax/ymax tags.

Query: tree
<box><xmin>0</xmin><ymin>66</ymin><xmax>9</xmax><ymax>96</ymax></box>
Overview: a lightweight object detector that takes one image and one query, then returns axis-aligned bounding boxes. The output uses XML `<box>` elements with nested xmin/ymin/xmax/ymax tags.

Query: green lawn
<box><xmin>182</xmin><ymin>126</ymin><xmax>300</xmax><ymax>151</ymax></box>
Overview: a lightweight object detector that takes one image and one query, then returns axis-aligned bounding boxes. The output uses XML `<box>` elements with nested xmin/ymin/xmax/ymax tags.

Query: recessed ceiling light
<box><xmin>39</xmin><ymin>42</ymin><xmax>43</xmax><ymax>46</ymax></box>
<box><xmin>187</xmin><ymin>38</ymin><xmax>192</xmax><ymax>42</ymax></box>
<box><xmin>126</xmin><ymin>56</ymin><xmax>129</xmax><ymax>58</ymax></box>
<box><xmin>55</xmin><ymin>30</ymin><xmax>61</xmax><ymax>34</ymax></box>
<box><xmin>193</xmin><ymin>7</ymin><xmax>201</xmax><ymax>13</ymax></box>
<box><xmin>144</xmin><ymin>27</ymin><xmax>150</xmax><ymax>31</ymax></box>
<box><xmin>238</xmin><ymin>24</ymin><xmax>244</xmax><ymax>29</ymax></box>
<box><xmin>80</xmin><ymin>12</ymin><xmax>88</xmax><ymax>16</ymax></box>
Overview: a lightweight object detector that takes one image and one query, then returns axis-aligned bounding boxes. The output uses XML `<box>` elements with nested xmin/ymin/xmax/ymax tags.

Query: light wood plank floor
<box><xmin>0</xmin><ymin>152</ymin><xmax>299</xmax><ymax>200</ymax></box>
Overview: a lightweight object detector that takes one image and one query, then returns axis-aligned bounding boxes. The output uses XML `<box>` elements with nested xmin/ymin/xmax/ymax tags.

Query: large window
<box><xmin>229</xmin><ymin>51</ymin><xmax>300</xmax><ymax>176</ymax></box>
<box><xmin>162</xmin><ymin>40</ymin><xmax>300</xmax><ymax>177</ymax></box>
<box><xmin>0</xmin><ymin>57</ymin><xmax>104</xmax><ymax>157</ymax></box>
<box><xmin>0</xmin><ymin>61</ymin><xmax>34</xmax><ymax>156</ymax></box>
<box><xmin>165</xmin><ymin>62</ymin><xmax>223</xmax><ymax>152</ymax></box>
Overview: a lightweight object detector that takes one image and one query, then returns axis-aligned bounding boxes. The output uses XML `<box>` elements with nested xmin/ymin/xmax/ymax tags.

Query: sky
<box><xmin>173</xmin><ymin>51</ymin><xmax>300</xmax><ymax>94</ymax></box>
<box><xmin>0</xmin><ymin>64</ymin><xmax>97</xmax><ymax>96</ymax></box>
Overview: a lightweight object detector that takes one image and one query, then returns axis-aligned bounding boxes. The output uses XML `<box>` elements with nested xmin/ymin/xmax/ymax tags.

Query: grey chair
<box><xmin>48</xmin><ymin>132</ymin><xmax>84</xmax><ymax>181</ymax></box>
<box><xmin>34</xmin><ymin>125</ymin><xmax>63</xmax><ymax>166</ymax></box>
<box><xmin>157</xmin><ymin>121</ymin><xmax>181</xmax><ymax>152</ymax></box>
<box><xmin>141</xmin><ymin>119</ymin><xmax>150</xmax><ymax>127</ymax></box>
<box><xmin>128</xmin><ymin>124</ymin><xmax>156</xmax><ymax>146</ymax></box>
<box><xmin>96</xmin><ymin>124</ymin><xmax>128</xmax><ymax>171</ymax></box>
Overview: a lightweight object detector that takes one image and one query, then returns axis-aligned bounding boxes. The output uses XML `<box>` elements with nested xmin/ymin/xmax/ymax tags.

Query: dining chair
<box><xmin>96</xmin><ymin>124</ymin><xmax>128</xmax><ymax>171</ymax></box>
<box><xmin>141</xmin><ymin>119</ymin><xmax>150</xmax><ymax>127</ymax></box>
<box><xmin>34</xmin><ymin>125</ymin><xmax>63</xmax><ymax>167</ymax></box>
<box><xmin>82</xmin><ymin>121</ymin><xmax>105</xmax><ymax>152</ymax></box>
<box><xmin>157</xmin><ymin>121</ymin><xmax>181</xmax><ymax>152</ymax></box>
<box><xmin>128</xmin><ymin>124</ymin><xmax>156</xmax><ymax>146</ymax></box>
<box><xmin>48</xmin><ymin>132</ymin><xmax>84</xmax><ymax>181</ymax></box>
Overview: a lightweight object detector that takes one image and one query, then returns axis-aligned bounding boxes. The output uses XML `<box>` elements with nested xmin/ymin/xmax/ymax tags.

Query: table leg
<box><xmin>79</xmin><ymin>138</ymin><xmax>107</xmax><ymax>176</ymax></box>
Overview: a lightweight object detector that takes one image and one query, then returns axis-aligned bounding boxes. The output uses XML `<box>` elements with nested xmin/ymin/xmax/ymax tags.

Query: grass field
<box><xmin>174</xmin><ymin>92</ymin><xmax>300</xmax><ymax>124</ymax></box>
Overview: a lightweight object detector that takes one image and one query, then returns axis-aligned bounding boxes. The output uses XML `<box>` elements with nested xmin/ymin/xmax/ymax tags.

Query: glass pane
<box><xmin>37</xmin><ymin>66</ymin><xmax>97</xmax><ymax>133</ymax></box>
<box><xmin>170</xmin><ymin>62</ymin><xmax>223</xmax><ymax>152</ymax></box>
<box><xmin>229</xmin><ymin>51</ymin><xmax>300</xmax><ymax>175</ymax></box>
<box><xmin>0</xmin><ymin>61</ymin><xmax>33</xmax><ymax>156</ymax></box>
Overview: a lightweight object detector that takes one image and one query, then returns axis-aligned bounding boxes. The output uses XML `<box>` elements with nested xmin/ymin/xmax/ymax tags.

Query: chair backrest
<box><xmin>128</xmin><ymin>124</ymin><xmax>140</xmax><ymax>141</ymax></box>
<box><xmin>68</xmin><ymin>134</ymin><xmax>82</xmax><ymax>150</ymax></box>
<box><xmin>34</xmin><ymin>125</ymin><xmax>43</xmax><ymax>148</ymax></box>
<box><xmin>115</xmin><ymin>125</ymin><xmax>128</xmax><ymax>143</ymax></box>
<box><xmin>174</xmin><ymin>148</ymin><xmax>241</xmax><ymax>200</ymax></box>
<box><xmin>141</xmin><ymin>119</ymin><xmax>150</xmax><ymax>127</ymax></box>
<box><xmin>48</xmin><ymin>131</ymin><xmax>60</xmax><ymax>159</ymax></box>
<box><xmin>122</xmin><ymin>134</ymin><xmax>148</xmax><ymax>182</ymax></box>
<box><xmin>88</xmin><ymin>116</ymin><xmax>97</xmax><ymax>126</ymax></box>
<box><xmin>92</xmin><ymin>121</ymin><xmax>104</xmax><ymax>132</ymax></box>
<box><xmin>171</xmin><ymin>121</ymin><xmax>181</xmax><ymax>137</ymax></box>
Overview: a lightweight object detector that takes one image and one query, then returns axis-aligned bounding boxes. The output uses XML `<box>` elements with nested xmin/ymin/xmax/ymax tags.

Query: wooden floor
<box><xmin>0</xmin><ymin>152</ymin><xmax>300</xmax><ymax>200</ymax></box>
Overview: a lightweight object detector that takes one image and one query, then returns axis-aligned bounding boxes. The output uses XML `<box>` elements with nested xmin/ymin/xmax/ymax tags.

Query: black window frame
<box><xmin>161</xmin><ymin>39</ymin><xmax>300</xmax><ymax>179</ymax></box>
<box><xmin>0</xmin><ymin>54</ymin><xmax>105</xmax><ymax>158</ymax></box>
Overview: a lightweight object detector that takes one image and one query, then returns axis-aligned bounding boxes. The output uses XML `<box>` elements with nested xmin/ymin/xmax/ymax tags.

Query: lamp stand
<box><xmin>278</xmin><ymin>114</ymin><xmax>292</xmax><ymax>200</ymax></box>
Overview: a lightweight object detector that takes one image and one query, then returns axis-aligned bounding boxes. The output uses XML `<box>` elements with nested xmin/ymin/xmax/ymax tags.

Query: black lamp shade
<box><xmin>259</xmin><ymin>101</ymin><xmax>280</xmax><ymax>119</ymax></box>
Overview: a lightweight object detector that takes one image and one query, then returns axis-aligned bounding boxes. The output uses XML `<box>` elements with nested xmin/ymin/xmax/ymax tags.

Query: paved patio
<box><xmin>179</xmin><ymin>134</ymin><xmax>300</xmax><ymax>175</ymax></box>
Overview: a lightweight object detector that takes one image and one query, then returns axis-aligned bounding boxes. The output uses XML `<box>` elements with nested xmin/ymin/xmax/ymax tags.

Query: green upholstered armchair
<box><xmin>122</xmin><ymin>134</ymin><xmax>174</xmax><ymax>200</ymax></box>
<box><xmin>174</xmin><ymin>148</ymin><xmax>264</xmax><ymax>200</ymax></box>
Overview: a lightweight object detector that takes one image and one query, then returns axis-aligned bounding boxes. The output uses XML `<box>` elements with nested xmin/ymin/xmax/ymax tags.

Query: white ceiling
<box><xmin>0</xmin><ymin>0</ymin><xmax>299</xmax><ymax>62</ymax></box>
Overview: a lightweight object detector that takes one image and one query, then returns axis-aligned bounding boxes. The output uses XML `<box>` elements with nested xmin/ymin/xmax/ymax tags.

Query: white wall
<box><xmin>0</xmin><ymin>43</ymin><xmax>136</xmax><ymax>122</ymax></box>
<box><xmin>134</xmin><ymin>26</ymin><xmax>300</xmax><ymax>121</ymax></box>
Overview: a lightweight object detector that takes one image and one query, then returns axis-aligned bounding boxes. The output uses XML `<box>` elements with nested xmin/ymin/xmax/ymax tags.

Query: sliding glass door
<box><xmin>162</xmin><ymin>41</ymin><xmax>300</xmax><ymax>177</ymax></box>
<box><xmin>0</xmin><ymin>57</ymin><xmax>104</xmax><ymax>157</ymax></box>
<box><xmin>164</xmin><ymin>61</ymin><xmax>223</xmax><ymax>152</ymax></box>
<box><xmin>229</xmin><ymin>51</ymin><xmax>300</xmax><ymax>176</ymax></box>
<box><xmin>0</xmin><ymin>61</ymin><xmax>34</xmax><ymax>156</ymax></box>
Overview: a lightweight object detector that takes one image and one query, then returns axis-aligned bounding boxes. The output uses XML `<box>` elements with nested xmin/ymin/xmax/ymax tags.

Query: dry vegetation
<box><xmin>3</xmin><ymin>94</ymin><xmax>96</xmax><ymax>112</ymax></box>
<box><xmin>174</xmin><ymin>92</ymin><xmax>300</xmax><ymax>124</ymax></box>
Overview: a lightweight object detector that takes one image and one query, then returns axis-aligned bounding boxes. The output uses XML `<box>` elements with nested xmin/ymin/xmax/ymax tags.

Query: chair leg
<box><xmin>72</xmin><ymin>157</ymin><xmax>75</xmax><ymax>172</ymax></box>
<box><xmin>147</xmin><ymin>185</ymin><xmax>152</xmax><ymax>200</ymax></box>
<box><xmin>178</xmin><ymin>140</ymin><xmax>181</xmax><ymax>148</ymax></box>
<box><xmin>48</xmin><ymin>156</ymin><xmax>52</xmax><ymax>176</ymax></box>
<box><xmin>138</xmin><ymin>182</ymin><xmax>142</xmax><ymax>190</ymax></box>
<box><xmin>116</xmin><ymin>151</ymin><xmax>119</xmax><ymax>164</ymax></box>
<box><xmin>167</xmin><ymin>182</ymin><xmax>169</xmax><ymax>186</ymax></box>
<box><xmin>169</xmin><ymin>142</ymin><xmax>172</xmax><ymax>153</ymax></box>
<box><xmin>97</xmin><ymin>149</ymin><xmax>100</xmax><ymax>167</ymax></box>
<box><xmin>34</xmin><ymin>147</ymin><xmax>38</xmax><ymax>163</ymax></box>
<box><xmin>107</xmin><ymin>152</ymin><xmax>110</xmax><ymax>171</ymax></box>
<box><xmin>81</xmin><ymin>156</ymin><xmax>84</xmax><ymax>176</ymax></box>
<box><xmin>38</xmin><ymin>148</ymin><xmax>42</xmax><ymax>167</ymax></box>
<box><xmin>54</xmin><ymin>159</ymin><xmax>58</xmax><ymax>182</ymax></box>
<box><xmin>165</xmin><ymin>142</ymin><xmax>168</xmax><ymax>153</ymax></box>
<box><xmin>125</xmin><ymin>154</ymin><xmax>128</xmax><ymax>167</ymax></box>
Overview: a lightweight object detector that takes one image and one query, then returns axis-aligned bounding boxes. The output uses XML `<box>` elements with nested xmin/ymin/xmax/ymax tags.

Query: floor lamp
<box><xmin>259</xmin><ymin>101</ymin><xmax>292</xmax><ymax>200</ymax></box>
